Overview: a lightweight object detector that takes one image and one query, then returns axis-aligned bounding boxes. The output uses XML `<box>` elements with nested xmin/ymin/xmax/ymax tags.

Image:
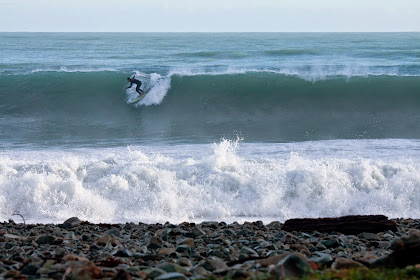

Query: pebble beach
<box><xmin>1</xmin><ymin>216</ymin><xmax>419</xmax><ymax>279</ymax></box>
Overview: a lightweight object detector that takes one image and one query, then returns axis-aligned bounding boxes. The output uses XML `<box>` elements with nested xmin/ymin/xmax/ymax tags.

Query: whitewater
<box><xmin>0</xmin><ymin>32</ymin><xmax>419</xmax><ymax>223</ymax></box>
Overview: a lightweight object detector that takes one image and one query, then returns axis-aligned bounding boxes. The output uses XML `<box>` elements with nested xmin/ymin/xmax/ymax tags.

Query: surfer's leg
<box><xmin>136</xmin><ymin>85</ymin><xmax>144</xmax><ymax>94</ymax></box>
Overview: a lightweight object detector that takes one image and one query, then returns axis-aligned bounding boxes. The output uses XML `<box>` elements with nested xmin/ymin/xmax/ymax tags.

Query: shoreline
<box><xmin>1</xmin><ymin>215</ymin><xmax>419</xmax><ymax>279</ymax></box>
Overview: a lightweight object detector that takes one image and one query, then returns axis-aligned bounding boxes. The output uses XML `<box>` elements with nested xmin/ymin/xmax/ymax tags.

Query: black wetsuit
<box><xmin>127</xmin><ymin>78</ymin><xmax>144</xmax><ymax>94</ymax></box>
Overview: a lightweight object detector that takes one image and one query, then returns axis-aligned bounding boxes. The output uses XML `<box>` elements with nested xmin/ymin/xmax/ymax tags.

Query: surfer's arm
<box><xmin>126</xmin><ymin>82</ymin><xmax>133</xmax><ymax>89</ymax></box>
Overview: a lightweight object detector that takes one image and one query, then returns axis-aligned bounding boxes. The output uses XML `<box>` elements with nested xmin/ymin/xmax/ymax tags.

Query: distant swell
<box><xmin>1</xmin><ymin>71</ymin><xmax>420</xmax><ymax>145</ymax></box>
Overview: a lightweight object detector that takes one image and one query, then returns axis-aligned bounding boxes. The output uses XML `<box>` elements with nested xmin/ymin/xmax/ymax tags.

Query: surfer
<box><xmin>126</xmin><ymin>76</ymin><xmax>144</xmax><ymax>95</ymax></box>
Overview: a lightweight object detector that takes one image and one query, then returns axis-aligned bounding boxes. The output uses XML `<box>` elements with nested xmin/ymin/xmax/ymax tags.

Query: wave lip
<box><xmin>31</xmin><ymin>67</ymin><xmax>120</xmax><ymax>73</ymax></box>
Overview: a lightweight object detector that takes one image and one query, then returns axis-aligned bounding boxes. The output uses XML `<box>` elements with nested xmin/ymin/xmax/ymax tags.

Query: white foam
<box><xmin>126</xmin><ymin>72</ymin><xmax>171</xmax><ymax>106</ymax></box>
<box><xmin>1</xmin><ymin>139</ymin><xmax>419</xmax><ymax>224</ymax></box>
<box><xmin>30</xmin><ymin>67</ymin><xmax>119</xmax><ymax>73</ymax></box>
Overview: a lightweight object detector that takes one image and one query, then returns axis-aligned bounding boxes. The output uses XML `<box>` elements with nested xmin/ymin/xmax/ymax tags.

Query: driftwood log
<box><xmin>283</xmin><ymin>215</ymin><xmax>397</xmax><ymax>235</ymax></box>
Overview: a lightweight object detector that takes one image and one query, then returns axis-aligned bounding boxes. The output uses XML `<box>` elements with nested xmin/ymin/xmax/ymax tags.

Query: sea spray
<box><xmin>128</xmin><ymin>72</ymin><xmax>172</xmax><ymax>106</ymax></box>
<box><xmin>1</xmin><ymin>139</ymin><xmax>419</xmax><ymax>224</ymax></box>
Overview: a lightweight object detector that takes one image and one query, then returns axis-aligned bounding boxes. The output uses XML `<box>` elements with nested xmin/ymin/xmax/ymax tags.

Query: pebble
<box><xmin>0</xmin><ymin>217</ymin><xmax>418</xmax><ymax>279</ymax></box>
<box><xmin>271</xmin><ymin>252</ymin><xmax>312</xmax><ymax>278</ymax></box>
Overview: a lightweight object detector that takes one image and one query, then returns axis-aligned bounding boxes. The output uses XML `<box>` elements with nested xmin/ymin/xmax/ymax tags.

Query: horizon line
<box><xmin>1</xmin><ymin>31</ymin><xmax>420</xmax><ymax>33</ymax></box>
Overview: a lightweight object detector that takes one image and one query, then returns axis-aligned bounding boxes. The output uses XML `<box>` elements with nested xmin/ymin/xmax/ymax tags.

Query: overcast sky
<box><xmin>1</xmin><ymin>0</ymin><xmax>419</xmax><ymax>32</ymax></box>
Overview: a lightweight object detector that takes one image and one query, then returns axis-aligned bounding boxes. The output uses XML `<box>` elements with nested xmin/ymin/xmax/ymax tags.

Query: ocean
<box><xmin>0</xmin><ymin>32</ymin><xmax>419</xmax><ymax>224</ymax></box>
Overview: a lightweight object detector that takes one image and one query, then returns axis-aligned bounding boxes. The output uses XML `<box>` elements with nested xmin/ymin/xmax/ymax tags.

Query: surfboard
<box><xmin>129</xmin><ymin>91</ymin><xmax>149</xmax><ymax>104</ymax></box>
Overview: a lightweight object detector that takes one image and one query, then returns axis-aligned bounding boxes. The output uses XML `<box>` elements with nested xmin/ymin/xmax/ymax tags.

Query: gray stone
<box><xmin>106</xmin><ymin>228</ymin><xmax>121</xmax><ymax>237</ymax></box>
<box><xmin>37</xmin><ymin>259</ymin><xmax>56</xmax><ymax>274</ymax></box>
<box><xmin>401</xmin><ymin>229</ymin><xmax>420</xmax><ymax>247</ymax></box>
<box><xmin>390</xmin><ymin>237</ymin><xmax>403</xmax><ymax>250</ymax></box>
<box><xmin>308</xmin><ymin>253</ymin><xmax>333</xmax><ymax>265</ymax></box>
<box><xmin>201</xmin><ymin>221</ymin><xmax>219</xmax><ymax>228</ymax></box>
<box><xmin>3</xmin><ymin>234</ymin><xmax>27</xmax><ymax>241</ymax></box>
<box><xmin>321</xmin><ymin>238</ymin><xmax>340</xmax><ymax>248</ymax></box>
<box><xmin>65</xmin><ymin>231</ymin><xmax>77</xmax><ymax>240</ymax></box>
<box><xmin>112</xmin><ymin>248</ymin><xmax>132</xmax><ymax>257</ymax></box>
<box><xmin>315</xmin><ymin>242</ymin><xmax>327</xmax><ymax>250</ymax></box>
<box><xmin>190</xmin><ymin>266</ymin><xmax>211</xmax><ymax>277</ymax></box>
<box><xmin>359</xmin><ymin>232</ymin><xmax>381</xmax><ymax>241</ymax></box>
<box><xmin>272</xmin><ymin>253</ymin><xmax>312</xmax><ymax>278</ymax></box>
<box><xmin>156</xmin><ymin>272</ymin><xmax>188</xmax><ymax>280</ymax></box>
<box><xmin>177</xmin><ymin>257</ymin><xmax>192</xmax><ymax>267</ymax></box>
<box><xmin>281</xmin><ymin>233</ymin><xmax>297</xmax><ymax>244</ymax></box>
<box><xmin>147</xmin><ymin>268</ymin><xmax>167</xmax><ymax>279</ymax></box>
<box><xmin>191</xmin><ymin>226</ymin><xmax>206</xmax><ymax>237</ymax></box>
<box><xmin>201</xmin><ymin>257</ymin><xmax>228</xmax><ymax>272</ymax></box>
<box><xmin>240</xmin><ymin>246</ymin><xmax>259</xmax><ymax>256</ymax></box>
<box><xmin>176</xmin><ymin>244</ymin><xmax>191</xmax><ymax>253</ymax></box>
<box><xmin>60</xmin><ymin>217</ymin><xmax>83</xmax><ymax>228</ymax></box>
<box><xmin>148</xmin><ymin>236</ymin><xmax>164</xmax><ymax>249</ymax></box>
<box><xmin>374</xmin><ymin>241</ymin><xmax>391</xmax><ymax>249</ymax></box>
<box><xmin>156</xmin><ymin>262</ymin><xmax>189</xmax><ymax>276</ymax></box>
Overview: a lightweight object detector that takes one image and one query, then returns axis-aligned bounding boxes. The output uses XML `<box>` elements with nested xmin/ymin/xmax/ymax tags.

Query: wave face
<box><xmin>1</xmin><ymin>71</ymin><xmax>420</xmax><ymax>145</ymax></box>
<box><xmin>1</xmin><ymin>140</ymin><xmax>419</xmax><ymax>223</ymax></box>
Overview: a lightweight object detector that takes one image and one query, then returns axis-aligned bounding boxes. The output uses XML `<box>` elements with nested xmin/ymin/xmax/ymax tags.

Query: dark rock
<box><xmin>191</xmin><ymin>226</ymin><xmax>206</xmax><ymax>237</ymax></box>
<box><xmin>359</xmin><ymin>232</ymin><xmax>381</xmax><ymax>241</ymax></box>
<box><xmin>4</xmin><ymin>270</ymin><xmax>21</xmax><ymax>278</ymax></box>
<box><xmin>391</xmin><ymin>237</ymin><xmax>404</xmax><ymax>250</ymax></box>
<box><xmin>401</xmin><ymin>229</ymin><xmax>420</xmax><ymax>248</ymax></box>
<box><xmin>175</xmin><ymin>244</ymin><xmax>191</xmax><ymax>253</ymax></box>
<box><xmin>371</xmin><ymin>230</ymin><xmax>420</xmax><ymax>268</ymax></box>
<box><xmin>321</xmin><ymin>238</ymin><xmax>340</xmax><ymax>248</ymax></box>
<box><xmin>283</xmin><ymin>215</ymin><xmax>397</xmax><ymax>234</ymax></box>
<box><xmin>59</xmin><ymin>217</ymin><xmax>84</xmax><ymax>228</ymax></box>
<box><xmin>201</xmin><ymin>221</ymin><xmax>219</xmax><ymax>229</ymax></box>
<box><xmin>35</xmin><ymin>235</ymin><xmax>55</xmax><ymax>245</ymax></box>
<box><xmin>21</xmin><ymin>263</ymin><xmax>41</xmax><ymax>275</ymax></box>
<box><xmin>369</xmin><ymin>241</ymin><xmax>391</xmax><ymax>249</ymax></box>
<box><xmin>227</xmin><ymin>269</ymin><xmax>250</xmax><ymax>279</ymax></box>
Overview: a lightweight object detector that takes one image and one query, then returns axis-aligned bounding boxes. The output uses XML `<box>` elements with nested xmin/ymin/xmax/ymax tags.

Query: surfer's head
<box><xmin>127</xmin><ymin>77</ymin><xmax>131</xmax><ymax>81</ymax></box>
